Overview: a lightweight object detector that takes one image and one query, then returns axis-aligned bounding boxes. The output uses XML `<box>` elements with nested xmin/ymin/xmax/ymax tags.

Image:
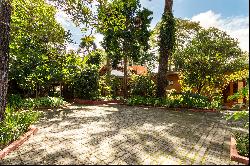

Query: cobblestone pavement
<box><xmin>0</xmin><ymin>104</ymin><xmax>245</xmax><ymax>165</ymax></box>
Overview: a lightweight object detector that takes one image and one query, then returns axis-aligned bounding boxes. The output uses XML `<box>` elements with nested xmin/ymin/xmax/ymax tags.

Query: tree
<box><xmin>0</xmin><ymin>0</ymin><xmax>11</xmax><ymax>121</ymax></box>
<box><xmin>78</xmin><ymin>35</ymin><xmax>97</xmax><ymax>55</ymax></box>
<box><xmin>175</xmin><ymin>27</ymin><xmax>248</xmax><ymax>96</ymax></box>
<box><xmin>9</xmin><ymin>0</ymin><xmax>70</xmax><ymax>97</ymax></box>
<box><xmin>98</xmin><ymin>0</ymin><xmax>152</xmax><ymax>98</ymax></box>
<box><xmin>150</xmin><ymin>18</ymin><xmax>201</xmax><ymax>71</ymax></box>
<box><xmin>156</xmin><ymin>0</ymin><xmax>175</xmax><ymax>97</ymax></box>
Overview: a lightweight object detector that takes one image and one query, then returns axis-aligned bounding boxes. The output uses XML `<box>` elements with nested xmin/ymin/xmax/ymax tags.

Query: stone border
<box><xmin>0</xmin><ymin>126</ymin><xmax>38</xmax><ymax>160</ymax></box>
<box><xmin>74</xmin><ymin>98</ymin><xmax>122</xmax><ymax>105</ymax></box>
<box><xmin>230</xmin><ymin>136</ymin><xmax>249</xmax><ymax>165</ymax></box>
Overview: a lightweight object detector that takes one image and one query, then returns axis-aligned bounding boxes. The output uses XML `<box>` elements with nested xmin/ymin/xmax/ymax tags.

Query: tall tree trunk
<box><xmin>0</xmin><ymin>0</ymin><xmax>11</xmax><ymax>121</ymax></box>
<box><xmin>156</xmin><ymin>0</ymin><xmax>174</xmax><ymax>97</ymax></box>
<box><xmin>123</xmin><ymin>55</ymin><xmax>128</xmax><ymax>98</ymax></box>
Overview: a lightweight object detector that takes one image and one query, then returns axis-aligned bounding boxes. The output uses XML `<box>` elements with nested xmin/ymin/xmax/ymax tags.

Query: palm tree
<box><xmin>0</xmin><ymin>0</ymin><xmax>11</xmax><ymax>121</ymax></box>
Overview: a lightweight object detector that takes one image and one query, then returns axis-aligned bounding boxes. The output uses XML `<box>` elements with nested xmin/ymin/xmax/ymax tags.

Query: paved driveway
<box><xmin>0</xmin><ymin>104</ymin><xmax>244</xmax><ymax>165</ymax></box>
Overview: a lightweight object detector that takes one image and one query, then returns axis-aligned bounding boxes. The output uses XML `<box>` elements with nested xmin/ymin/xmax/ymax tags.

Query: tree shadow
<box><xmin>0</xmin><ymin>103</ymin><xmax>245</xmax><ymax>165</ymax></box>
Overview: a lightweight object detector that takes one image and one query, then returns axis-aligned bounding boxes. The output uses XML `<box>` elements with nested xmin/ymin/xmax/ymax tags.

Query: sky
<box><xmin>55</xmin><ymin>0</ymin><xmax>249</xmax><ymax>52</ymax></box>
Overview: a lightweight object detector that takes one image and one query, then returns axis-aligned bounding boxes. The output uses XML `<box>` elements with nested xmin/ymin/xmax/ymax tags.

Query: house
<box><xmin>99</xmin><ymin>65</ymin><xmax>147</xmax><ymax>76</ymax></box>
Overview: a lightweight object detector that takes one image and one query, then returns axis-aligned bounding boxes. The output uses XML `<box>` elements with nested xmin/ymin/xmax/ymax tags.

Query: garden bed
<box><xmin>74</xmin><ymin>98</ymin><xmax>123</xmax><ymax>105</ymax></box>
<box><xmin>126</xmin><ymin>104</ymin><xmax>217</xmax><ymax>113</ymax></box>
<box><xmin>230</xmin><ymin>136</ymin><xmax>249</xmax><ymax>165</ymax></box>
<box><xmin>0</xmin><ymin>126</ymin><xmax>38</xmax><ymax>160</ymax></box>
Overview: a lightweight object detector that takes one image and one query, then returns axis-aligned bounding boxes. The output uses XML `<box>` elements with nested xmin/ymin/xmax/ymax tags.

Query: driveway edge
<box><xmin>0</xmin><ymin>126</ymin><xmax>38</xmax><ymax>160</ymax></box>
<box><xmin>230</xmin><ymin>136</ymin><xmax>249</xmax><ymax>165</ymax></box>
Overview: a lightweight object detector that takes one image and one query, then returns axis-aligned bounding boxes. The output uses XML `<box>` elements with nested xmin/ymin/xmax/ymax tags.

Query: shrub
<box><xmin>235</xmin><ymin>133</ymin><xmax>249</xmax><ymax>157</ymax></box>
<box><xmin>99</xmin><ymin>74</ymin><xmax>123</xmax><ymax>99</ymax></box>
<box><xmin>7</xmin><ymin>94</ymin><xmax>23</xmax><ymax>109</ymax></box>
<box><xmin>127</xmin><ymin>92</ymin><xmax>220</xmax><ymax>109</ymax></box>
<box><xmin>84</xmin><ymin>49</ymin><xmax>105</xmax><ymax>67</ymax></box>
<box><xmin>0</xmin><ymin>106</ymin><xmax>41</xmax><ymax>149</ymax></box>
<box><xmin>73</xmin><ymin>65</ymin><xmax>100</xmax><ymax>100</ymax></box>
<box><xmin>8</xmin><ymin>95</ymin><xmax>65</xmax><ymax>109</ymax></box>
<box><xmin>129</xmin><ymin>74</ymin><xmax>156</xmax><ymax>97</ymax></box>
<box><xmin>127</xmin><ymin>96</ymin><xmax>170</xmax><ymax>107</ymax></box>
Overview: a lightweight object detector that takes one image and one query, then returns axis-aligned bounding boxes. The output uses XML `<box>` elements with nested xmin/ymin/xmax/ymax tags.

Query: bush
<box><xmin>84</xmin><ymin>49</ymin><xmax>105</xmax><ymax>67</ymax></box>
<box><xmin>7</xmin><ymin>94</ymin><xmax>23</xmax><ymax>109</ymax></box>
<box><xmin>127</xmin><ymin>96</ymin><xmax>170</xmax><ymax>107</ymax></box>
<box><xmin>99</xmin><ymin>74</ymin><xmax>123</xmax><ymax>99</ymax></box>
<box><xmin>127</xmin><ymin>92</ymin><xmax>220</xmax><ymax>109</ymax></box>
<box><xmin>169</xmin><ymin>92</ymin><xmax>210</xmax><ymax>109</ymax></box>
<box><xmin>8</xmin><ymin>94</ymin><xmax>65</xmax><ymax>109</ymax></box>
<box><xmin>0</xmin><ymin>106</ymin><xmax>41</xmax><ymax>149</ymax></box>
<box><xmin>235</xmin><ymin>133</ymin><xmax>249</xmax><ymax>157</ymax></box>
<box><xmin>129</xmin><ymin>74</ymin><xmax>156</xmax><ymax>97</ymax></box>
<box><xmin>73</xmin><ymin>65</ymin><xmax>100</xmax><ymax>100</ymax></box>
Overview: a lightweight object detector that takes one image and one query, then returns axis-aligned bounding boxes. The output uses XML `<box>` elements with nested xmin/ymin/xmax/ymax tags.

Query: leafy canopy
<box><xmin>175</xmin><ymin>27</ymin><xmax>248</xmax><ymax>95</ymax></box>
<box><xmin>97</xmin><ymin>0</ymin><xmax>153</xmax><ymax>66</ymax></box>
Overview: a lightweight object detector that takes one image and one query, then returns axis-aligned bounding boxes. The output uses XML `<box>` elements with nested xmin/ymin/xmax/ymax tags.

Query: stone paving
<box><xmin>0</xmin><ymin>104</ymin><xmax>245</xmax><ymax>165</ymax></box>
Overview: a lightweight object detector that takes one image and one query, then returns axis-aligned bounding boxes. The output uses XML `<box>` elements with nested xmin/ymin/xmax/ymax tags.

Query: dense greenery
<box><xmin>0</xmin><ymin>106</ymin><xmax>40</xmax><ymax>149</ymax></box>
<box><xmin>99</xmin><ymin>74</ymin><xmax>123</xmax><ymax>99</ymax></box>
<box><xmin>235</xmin><ymin>133</ymin><xmax>249</xmax><ymax>157</ymax></box>
<box><xmin>98</xmin><ymin>0</ymin><xmax>153</xmax><ymax>97</ymax></box>
<box><xmin>127</xmin><ymin>91</ymin><xmax>221</xmax><ymax>109</ymax></box>
<box><xmin>174</xmin><ymin>27</ymin><xmax>247</xmax><ymax>97</ymax></box>
<box><xmin>129</xmin><ymin>74</ymin><xmax>156</xmax><ymax>97</ymax></box>
<box><xmin>8</xmin><ymin>94</ymin><xmax>65</xmax><ymax>109</ymax></box>
<box><xmin>84</xmin><ymin>49</ymin><xmax>105</xmax><ymax>67</ymax></box>
<box><xmin>73</xmin><ymin>66</ymin><xmax>100</xmax><ymax>100</ymax></box>
<box><xmin>9</xmin><ymin>0</ymin><xmax>71</xmax><ymax>96</ymax></box>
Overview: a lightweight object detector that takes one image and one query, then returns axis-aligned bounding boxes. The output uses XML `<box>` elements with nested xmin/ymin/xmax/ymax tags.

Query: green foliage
<box><xmin>129</xmin><ymin>74</ymin><xmax>156</xmax><ymax>97</ymax></box>
<box><xmin>99</xmin><ymin>74</ymin><xmax>123</xmax><ymax>99</ymax></box>
<box><xmin>127</xmin><ymin>96</ymin><xmax>169</xmax><ymax>107</ymax></box>
<box><xmin>8</xmin><ymin>94</ymin><xmax>65</xmax><ymax>109</ymax></box>
<box><xmin>127</xmin><ymin>92</ymin><xmax>221</xmax><ymax>109</ymax></box>
<box><xmin>158</xmin><ymin>12</ymin><xmax>176</xmax><ymax>56</ymax></box>
<box><xmin>0</xmin><ymin>106</ymin><xmax>40</xmax><ymax>149</ymax></box>
<box><xmin>79</xmin><ymin>35</ymin><xmax>97</xmax><ymax>55</ymax></box>
<box><xmin>73</xmin><ymin>66</ymin><xmax>100</xmax><ymax>100</ymax></box>
<box><xmin>226</xmin><ymin>111</ymin><xmax>249</xmax><ymax>128</ymax></box>
<box><xmin>48</xmin><ymin>0</ymin><xmax>95</xmax><ymax>27</ymax></box>
<box><xmin>98</xmin><ymin>0</ymin><xmax>153</xmax><ymax>67</ymax></box>
<box><xmin>235</xmin><ymin>133</ymin><xmax>249</xmax><ymax>157</ymax></box>
<box><xmin>174</xmin><ymin>27</ymin><xmax>247</xmax><ymax>96</ymax></box>
<box><xmin>9</xmin><ymin>0</ymin><xmax>79</xmax><ymax>96</ymax></box>
<box><xmin>84</xmin><ymin>49</ymin><xmax>105</xmax><ymax>67</ymax></box>
<box><xmin>7</xmin><ymin>94</ymin><xmax>23</xmax><ymax>110</ymax></box>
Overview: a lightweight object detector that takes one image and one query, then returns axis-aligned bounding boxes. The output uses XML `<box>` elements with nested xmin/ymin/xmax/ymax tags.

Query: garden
<box><xmin>0</xmin><ymin>0</ymin><xmax>249</xmax><ymax>164</ymax></box>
